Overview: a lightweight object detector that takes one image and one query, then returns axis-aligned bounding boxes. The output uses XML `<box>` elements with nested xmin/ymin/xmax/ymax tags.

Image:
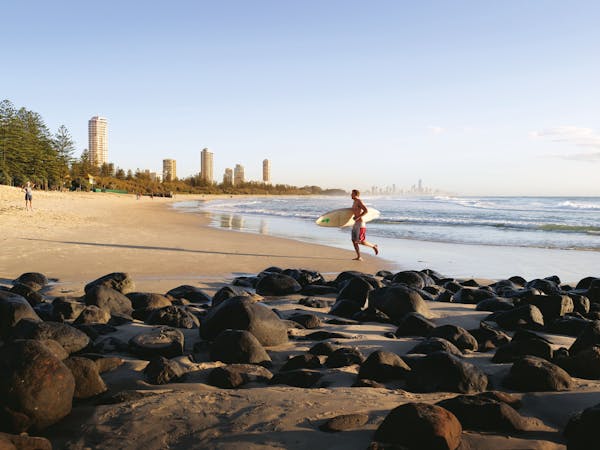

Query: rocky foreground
<box><xmin>2</xmin><ymin>268</ymin><xmax>600</xmax><ymax>449</ymax></box>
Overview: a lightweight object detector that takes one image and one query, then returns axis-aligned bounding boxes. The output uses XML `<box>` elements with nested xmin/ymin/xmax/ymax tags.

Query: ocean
<box><xmin>173</xmin><ymin>195</ymin><xmax>600</xmax><ymax>280</ymax></box>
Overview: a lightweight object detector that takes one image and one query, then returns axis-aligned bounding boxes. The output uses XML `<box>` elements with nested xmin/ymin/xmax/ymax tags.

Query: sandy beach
<box><xmin>2</xmin><ymin>185</ymin><xmax>600</xmax><ymax>450</ymax></box>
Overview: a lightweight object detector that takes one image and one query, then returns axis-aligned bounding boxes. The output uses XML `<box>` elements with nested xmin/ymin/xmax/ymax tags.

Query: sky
<box><xmin>2</xmin><ymin>0</ymin><xmax>600</xmax><ymax>195</ymax></box>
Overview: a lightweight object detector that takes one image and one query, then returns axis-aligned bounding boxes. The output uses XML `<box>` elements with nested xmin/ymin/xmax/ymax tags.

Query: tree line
<box><xmin>0</xmin><ymin>99</ymin><xmax>344</xmax><ymax>196</ymax></box>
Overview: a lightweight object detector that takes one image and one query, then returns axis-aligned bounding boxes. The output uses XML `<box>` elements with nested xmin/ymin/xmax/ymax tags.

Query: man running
<box><xmin>351</xmin><ymin>189</ymin><xmax>379</xmax><ymax>260</ymax></box>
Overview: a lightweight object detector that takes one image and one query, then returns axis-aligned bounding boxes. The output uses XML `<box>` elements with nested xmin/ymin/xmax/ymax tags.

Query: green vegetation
<box><xmin>0</xmin><ymin>99</ymin><xmax>344</xmax><ymax>196</ymax></box>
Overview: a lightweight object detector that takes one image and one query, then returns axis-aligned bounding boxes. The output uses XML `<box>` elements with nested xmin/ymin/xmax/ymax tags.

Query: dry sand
<box><xmin>1</xmin><ymin>185</ymin><xmax>599</xmax><ymax>450</ymax></box>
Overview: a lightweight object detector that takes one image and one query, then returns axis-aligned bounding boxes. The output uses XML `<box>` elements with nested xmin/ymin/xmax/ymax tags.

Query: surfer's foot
<box><xmin>353</xmin><ymin>256</ymin><xmax>363</xmax><ymax>261</ymax></box>
<box><xmin>373</xmin><ymin>245</ymin><xmax>379</xmax><ymax>256</ymax></box>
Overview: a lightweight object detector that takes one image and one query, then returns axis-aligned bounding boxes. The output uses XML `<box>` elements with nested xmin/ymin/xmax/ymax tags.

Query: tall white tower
<box><xmin>88</xmin><ymin>116</ymin><xmax>108</xmax><ymax>167</ymax></box>
<box><xmin>262</xmin><ymin>159</ymin><xmax>271</xmax><ymax>184</ymax></box>
<box><xmin>200</xmin><ymin>148</ymin><xmax>214</xmax><ymax>183</ymax></box>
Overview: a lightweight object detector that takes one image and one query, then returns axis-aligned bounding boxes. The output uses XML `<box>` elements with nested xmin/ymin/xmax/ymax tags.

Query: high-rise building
<box><xmin>223</xmin><ymin>168</ymin><xmax>233</xmax><ymax>185</ymax></box>
<box><xmin>162</xmin><ymin>159</ymin><xmax>176</xmax><ymax>182</ymax></box>
<box><xmin>234</xmin><ymin>164</ymin><xmax>245</xmax><ymax>185</ymax></box>
<box><xmin>262</xmin><ymin>159</ymin><xmax>271</xmax><ymax>184</ymax></box>
<box><xmin>88</xmin><ymin>116</ymin><xmax>108</xmax><ymax>167</ymax></box>
<box><xmin>200</xmin><ymin>148</ymin><xmax>214</xmax><ymax>183</ymax></box>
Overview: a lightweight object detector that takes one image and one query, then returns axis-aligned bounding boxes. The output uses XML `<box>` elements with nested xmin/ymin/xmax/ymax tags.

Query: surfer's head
<box><xmin>351</xmin><ymin>189</ymin><xmax>360</xmax><ymax>199</ymax></box>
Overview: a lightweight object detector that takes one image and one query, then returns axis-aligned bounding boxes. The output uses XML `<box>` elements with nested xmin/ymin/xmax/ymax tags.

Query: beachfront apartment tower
<box><xmin>223</xmin><ymin>168</ymin><xmax>233</xmax><ymax>185</ymax></box>
<box><xmin>234</xmin><ymin>164</ymin><xmax>245</xmax><ymax>185</ymax></box>
<box><xmin>200</xmin><ymin>148</ymin><xmax>214</xmax><ymax>183</ymax></box>
<box><xmin>262</xmin><ymin>159</ymin><xmax>271</xmax><ymax>184</ymax></box>
<box><xmin>163</xmin><ymin>159</ymin><xmax>176</xmax><ymax>182</ymax></box>
<box><xmin>88</xmin><ymin>116</ymin><xmax>108</xmax><ymax>167</ymax></box>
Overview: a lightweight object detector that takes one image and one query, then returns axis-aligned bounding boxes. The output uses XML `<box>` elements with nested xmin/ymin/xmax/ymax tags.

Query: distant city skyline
<box><xmin>4</xmin><ymin>2</ymin><xmax>600</xmax><ymax>195</ymax></box>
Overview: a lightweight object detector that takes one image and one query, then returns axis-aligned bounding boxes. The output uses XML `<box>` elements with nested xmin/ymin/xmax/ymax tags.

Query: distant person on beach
<box><xmin>22</xmin><ymin>181</ymin><xmax>35</xmax><ymax>211</ymax></box>
<box><xmin>351</xmin><ymin>189</ymin><xmax>379</xmax><ymax>260</ymax></box>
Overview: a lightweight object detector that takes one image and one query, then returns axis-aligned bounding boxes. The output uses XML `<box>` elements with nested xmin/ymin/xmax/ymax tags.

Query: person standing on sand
<box><xmin>22</xmin><ymin>181</ymin><xmax>35</xmax><ymax>211</ymax></box>
<box><xmin>351</xmin><ymin>189</ymin><xmax>379</xmax><ymax>261</ymax></box>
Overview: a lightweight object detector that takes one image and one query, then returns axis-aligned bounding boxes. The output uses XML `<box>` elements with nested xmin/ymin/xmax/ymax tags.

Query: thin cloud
<box><xmin>428</xmin><ymin>126</ymin><xmax>444</xmax><ymax>135</ymax></box>
<box><xmin>531</xmin><ymin>126</ymin><xmax>600</xmax><ymax>161</ymax></box>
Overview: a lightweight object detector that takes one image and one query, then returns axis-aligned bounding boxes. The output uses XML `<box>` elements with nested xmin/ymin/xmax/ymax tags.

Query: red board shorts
<box><xmin>352</xmin><ymin>221</ymin><xmax>366</xmax><ymax>243</ymax></box>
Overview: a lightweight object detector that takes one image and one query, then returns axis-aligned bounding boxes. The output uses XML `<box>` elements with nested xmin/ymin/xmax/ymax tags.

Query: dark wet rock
<box><xmin>93</xmin><ymin>356</ymin><xmax>124</xmax><ymax>373</ymax></box>
<box><xmin>84</xmin><ymin>272</ymin><xmax>135</xmax><ymax>295</ymax></box>
<box><xmin>319</xmin><ymin>413</ymin><xmax>369</xmax><ymax>432</ymax></box>
<box><xmin>436</xmin><ymin>394</ymin><xmax>531</xmax><ymax>432</ymax></box>
<box><xmin>374</xmin><ymin>402</ymin><xmax>462</xmax><ymax>450</ymax></box>
<box><xmin>9</xmin><ymin>319</ymin><xmax>90</xmax><ymax>354</ymax></box>
<box><xmin>12</xmin><ymin>272</ymin><xmax>48</xmax><ymax>291</ymax></box>
<box><xmin>357</xmin><ymin>350</ymin><xmax>411</xmax><ymax>382</ymax></box>
<box><xmin>352</xmin><ymin>307</ymin><xmax>392</xmax><ymax>324</ymax></box>
<box><xmin>407</xmin><ymin>351</ymin><xmax>488</xmax><ymax>394</ymax></box>
<box><xmin>508</xmin><ymin>275</ymin><xmax>527</xmax><ymax>287</ymax></box>
<box><xmin>453</xmin><ymin>288</ymin><xmax>494</xmax><ymax>304</ymax></box>
<box><xmin>0</xmin><ymin>432</ymin><xmax>52</xmax><ymax>449</ymax></box>
<box><xmin>0</xmin><ymin>293</ymin><xmax>41</xmax><ymax>339</ymax></box>
<box><xmin>270</xmin><ymin>369</ymin><xmax>323</xmax><ymax>388</ymax></box>
<box><xmin>390</xmin><ymin>270</ymin><xmax>426</xmax><ymax>289</ymax></box>
<box><xmin>209</xmin><ymin>329</ymin><xmax>271</xmax><ymax>365</ymax></box>
<box><xmin>208</xmin><ymin>364</ymin><xmax>273</xmax><ymax>388</ymax></box>
<box><xmin>326</xmin><ymin>347</ymin><xmax>365</xmax><ymax>368</ymax></box>
<box><xmin>165</xmin><ymin>285</ymin><xmax>211</xmax><ymax>303</ymax></box>
<box><xmin>564</xmin><ymin>402</ymin><xmax>600</xmax><ymax>450</ymax></box>
<box><xmin>63</xmin><ymin>356</ymin><xmax>107</xmax><ymax>399</ymax></box>
<box><xmin>52</xmin><ymin>297</ymin><xmax>86</xmax><ymax>321</ymax></box>
<box><xmin>39</xmin><ymin>339</ymin><xmax>69</xmax><ymax>360</ymax></box>
<box><xmin>547</xmin><ymin>315</ymin><xmax>591</xmax><ymax>337</ymax></box>
<box><xmin>556</xmin><ymin>345</ymin><xmax>600</xmax><ymax>379</ymax></box>
<box><xmin>201</xmin><ymin>296</ymin><xmax>288</xmax><ymax>346</ymax></box>
<box><xmin>490</xmin><ymin>279</ymin><xmax>519</xmax><ymax>295</ymax></box>
<box><xmin>73</xmin><ymin>305</ymin><xmax>111</xmax><ymax>325</ymax></box>
<box><xmin>522</xmin><ymin>294</ymin><xmax>574</xmax><ymax>322</ymax></box>
<box><xmin>280</xmin><ymin>354</ymin><xmax>321</xmax><ymax>371</ymax></box>
<box><xmin>421</xmin><ymin>269</ymin><xmax>445</xmax><ymax>282</ymax></box>
<box><xmin>568</xmin><ymin>293</ymin><xmax>590</xmax><ymax>315</ymax></box>
<box><xmin>476</xmin><ymin>297</ymin><xmax>514</xmax><ymax>312</ymax></box>
<box><xmin>288</xmin><ymin>313</ymin><xmax>322</xmax><ymax>329</ymax></box>
<box><xmin>308</xmin><ymin>341</ymin><xmax>338</xmax><ymax>356</ymax></box>
<box><xmin>423</xmin><ymin>285</ymin><xmax>444</xmax><ymax>297</ymax></box>
<box><xmin>504</xmin><ymin>356</ymin><xmax>573</xmax><ymax>391</ymax></box>
<box><xmin>212</xmin><ymin>286</ymin><xmax>255</xmax><ymax>307</ymax></box>
<box><xmin>231</xmin><ymin>276</ymin><xmax>258</xmax><ymax>288</ymax></box>
<box><xmin>443</xmin><ymin>280</ymin><xmax>463</xmax><ymax>293</ymax></box>
<box><xmin>255</xmin><ymin>273</ymin><xmax>302</xmax><ymax>296</ymax></box>
<box><xmin>85</xmin><ymin>285</ymin><xmax>134</xmax><ymax>317</ymax></box>
<box><xmin>428</xmin><ymin>325</ymin><xmax>478</xmax><ymax>352</ymax></box>
<box><xmin>142</xmin><ymin>356</ymin><xmax>187</xmax><ymax>385</ymax></box>
<box><xmin>526</xmin><ymin>278</ymin><xmax>561</xmax><ymax>295</ymax></box>
<box><xmin>376</xmin><ymin>270</ymin><xmax>393</xmax><ymax>278</ymax></box>
<box><xmin>468</xmin><ymin>322</ymin><xmax>511</xmax><ymax>352</ymax></box>
<box><xmin>569</xmin><ymin>320</ymin><xmax>600</xmax><ymax>355</ymax></box>
<box><xmin>369</xmin><ymin>285</ymin><xmax>431</xmax><ymax>322</ymax></box>
<box><xmin>486</xmin><ymin>304</ymin><xmax>545</xmax><ymax>330</ymax></box>
<box><xmin>9</xmin><ymin>283</ymin><xmax>45</xmax><ymax>306</ymax></box>
<box><xmin>300</xmin><ymin>285</ymin><xmax>338</xmax><ymax>296</ymax></box>
<box><xmin>337</xmin><ymin>276</ymin><xmax>373</xmax><ymax>307</ymax></box>
<box><xmin>492</xmin><ymin>335</ymin><xmax>553</xmax><ymax>363</ymax></box>
<box><xmin>436</xmin><ymin>290</ymin><xmax>455</xmax><ymax>303</ymax></box>
<box><xmin>0</xmin><ymin>340</ymin><xmax>75</xmax><ymax>432</ymax></box>
<box><xmin>146</xmin><ymin>305</ymin><xmax>200</xmax><ymax>329</ymax></box>
<box><xmin>395</xmin><ymin>312</ymin><xmax>436</xmax><ymax>337</ymax></box>
<box><xmin>408</xmin><ymin>338</ymin><xmax>463</xmax><ymax>358</ymax></box>
<box><xmin>302</xmin><ymin>330</ymin><xmax>351</xmax><ymax>341</ymax></box>
<box><xmin>334</xmin><ymin>271</ymin><xmax>381</xmax><ymax>290</ymax></box>
<box><xmin>283</xmin><ymin>269</ymin><xmax>325</xmax><ymax>287</ymax></box>
<box><xmin>127</xmin><ymin>292</ymin><xmax>173</xmax><ymax>310</ymax></box>
<box><xmin>129</xmin><ymin>326</ymin><xmax>184</xmax><ymax>359</ymax></box>
<box><xmin>298</xmin><ymin>297</ymin><xmax>331</xmax><ymax>308</ymax></box>
<box><xmin>329</xmin><ymin>299</ymin><xmax>362</xmax><ymax>319</ymax></box>
<box><xmin>461</xmin><ymin>279</ymin><xmax>482</xmax><ymax>288</ymax></box>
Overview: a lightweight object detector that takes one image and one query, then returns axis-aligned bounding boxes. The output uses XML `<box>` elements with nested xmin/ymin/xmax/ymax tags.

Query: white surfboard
<box><xmin>315</xmin><ymin>207</ymin><xmax>380</xmax><ymax>228</ymax></box>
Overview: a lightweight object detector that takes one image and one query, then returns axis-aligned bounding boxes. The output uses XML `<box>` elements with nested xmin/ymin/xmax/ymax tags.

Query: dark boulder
<box><xmin>504</xmin><ymin>356</ymin><xmax>573</xmax><ymax>391</ymax></box>
<box><xmin>374</xmin><ymin>402</ymin><xmax>462</xmax><ymax>450</ymax></box>
<box><xmin>255</xmin><ymin>273</ymin><xmax>302</xmax><ymax>296</ymax></box>
<box><xmin>9</xmin><ymin>283</ymin><xmax>45</xmax><ymax>306</ymax></box>
<box><xmin>334</xmin><ymin>271</ymin><xmax>381</xmax><ymax>290</ymax></box>
<box><xmin>208</xmin><ymin>364</ymin><xmax>273</xmax><ymax>388</ymax></box>
<box><xmin>300</xmin><ymin>285</ymin><xmax>338</xmax><ymax>296</ymax></box>
<box><xmin>486</xmin><ymin>304</ymin><xmax>544</xmax><ymax>330</ymax></box>
<box><xmin>325</xmin><ymin>347</ymin><xmax>365</xmax><ymax>368</ymax></box>
<box><xmin>406</xmin><ymin>351</ymin><xmax>488</xmax><ymax>394</ymax></box>
<box><xmin>0</xmin><ymin>293</ymin><xmax>41</xmax><ymax>339</ymax></box>
<box><xmin>427</xmin><ymin>325</ymin><xmax>478</xmax><ymax>352</ymax></box>
<box><xmin>569</xmin><ymin>320</ymin><xmax>600</xmax><ymax>355</ymax></box>
<box><xmin>390</xmin><ymin>270</ymin><xmax>426</xmax><ymax>289</ymax></box>
<box><xmin>0</xmin><ymin>340</ymin><xmax>74</xmax><ymax>432</ymax></box>
<box><xmin>12</xmin><ymin>272</ymin><xmax>48</xmax><ymax>291</ymax></box>
<box><xmin>319</xmin><ymin>413</ymin><xmax>369</xmax><ymax>432</ymax></box>
<box><xmin>212</xmin><ymin>286</ymin><xmax>255</xmax><ymax>307</ymax></box>
<box><xmin>298</xmin><ymin>297</ymin><xmax>331</xmax><ymax>308</ymax></box>
<box><xmin>269</xmin><ymin>369</ymin><xmax>323</xmax><ymax>388</ymax></box>
<box><xmin>564</xmin><ymin>402</ymin><xmax>600</xmax><ymax>450</ymax></box>
<box><xmin>453</xmin><ymin>288</ymin><xmax>495</xmax><ymax>304</ymax></box>
<box><xmin>337</xmin><ymin>276</ymin><xmax>373</xmax><ymax>307</ymax></box>
<box><xmin>557</xmin><ymin>345</ymin><xmax>600</xmax><ymax>379</ymax></box>
<box><xmin>287</xmin><ymin>313</ymin><xmax>322</xmax><ymax>329</ymax></box>
<box><xmin>408</xmin><ymin>338</ymin><xmax>463</xmax><ymax>358</ymax></box>
<box><xmin>468</xmin><ymin>322</ymin><xmax>511</xmax><ymax>352</ymax></box>
<box><xmin>476</xmin><ymin>297</ymin><xmax>514</xmax><ymax>312</ymax></box>
<box><xmin>280</xmin><ymin>354</ymin><xmax>321</xmax><ymax>371</ymax></box>
<box><xmin>85</xmin><ymin>285</ymin><xmax>133</xmax><ymax>317</ymax></box>
<box><xmin>165</xmin><ymin>285</ymin><xmax>211</xmax><ymax>303</ymax></box>
<box><xmin>526</xmin><ymin>278</ymin><xmax>560</xmax><ymax>295</ymax></box>
<box><xmin>522</xmin><ymin>294</ymin><xmax>574</xmax><ymax>322</ymax></box>
<box><xmin>9</xmin><ymin>320</ymin><xmax>90</xmax><ymax>354</ymax></box>
<box><xmin>283</xmin><ymin>269</ymin><xmax>325</xmax><ymax>287</ymax></box>
<box><xmin>142</xmin><ymin>356</ymin><xmax>187</xmax><ymax>384</ymax></box>
<box><xmin>146</xmin><ymin>305</ymin><xmax>200</xmax><ymax>329</ymax></box>
<box><xmin>63</xmin><ymin>356</ymin><xmax>107</xmax><ymax>399</ymax></box>
<box><xmin>329</xmin><ymin>299</ymin><xmax>362</xmax><ymax>319</ymax></box>
<box><xmin>308</xmin><ymin>342</ymin><xmax>338</xmax><ymax>356</ymax></box>
<box><xmin>129</xmin><ymin>326</ymin><xmax>184</xmax><ymax>359</ymax></box>
<box><xmin>492</xmin><ymin>335</ymin><xmax>553</xmax><ymax>363</ymax></box>
<box><xmin>547</xmin><ymin>315</ymin><xmax>591</xmax><ymax>337</ymax></box>
<box><xmin>369</xmin><ymin>285</ymin><xmax>431</xmax><ymax>322</ymax></box>
<box><xmin>84</xmin><ymin>272</ymin><xmax>135</xmax><ymax>294</ymax></box>
<box><xmin>568</xmin><ymin>293</ymin><xmax>590</xmax><ymax>315</ymax></box>
<box><xmin>209</xmin><ymin>329</ymin><xmax>271</xmax><ymax>365</ymax></box>
<box><xmin>200</xmin><ymin>296</ymin><xmax>288</xmax><ymax>346</ymax></box>
<box><xmin>395</xmin><ymin>312</ymin><xmax>436</xmax><ymax>337</ymax></box>
<box><xmin>357</xmin><ymin>350</ymin><xmax>411</xmax><ymax>382</ymax></box>
<box><xmin>127</xmin><ymin>292</ymin><xmax>172</xmax><ymax>310</ymax></box>
<box><xmin>52</xmin><ymin>297</ymin><xmax>86</xmax><ymax>321</ymax></box>
<box><xmin>352</xmin><ymin>307</ymin><xmax>392</xmax><ymax>324</ymax></box>
<box><xmin>73</xmin><ymin>305</ymin><xmax>111</xmax><ymax>325</ymax></box>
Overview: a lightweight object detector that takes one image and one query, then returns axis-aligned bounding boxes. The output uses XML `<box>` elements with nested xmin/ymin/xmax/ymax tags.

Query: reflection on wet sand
<box><xmin>219</xmin><ymin>214</ymin><xmax>245</xmax><ymax>230</ymax></box>
<box><xmin>260</xmin><ymin>220</ymin><xmax>268</xmax><ymax>235</ymax></box>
